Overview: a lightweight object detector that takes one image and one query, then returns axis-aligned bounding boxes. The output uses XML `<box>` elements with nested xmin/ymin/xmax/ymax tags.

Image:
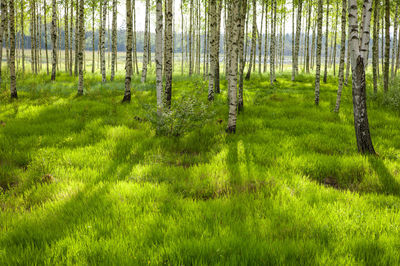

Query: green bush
<box><xmin>143</xmin><ymin>91</ymin><xmax>215</xmax><ymax>137</ymax></box>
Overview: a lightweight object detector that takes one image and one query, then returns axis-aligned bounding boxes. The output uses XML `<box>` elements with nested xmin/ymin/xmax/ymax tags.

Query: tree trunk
<box><xmin>208</xmin><ymin>0</ymin><xmax>217</xmax><ymax>101</ymax></box>
<box><xmin>110</xmin><ymin>0</ymin><xmax>117</xmax><ymax>81</ymax></box>
<box><xmin>333</xmin><ymin>1</ymin><xmax>338</xmax><ymax>76</ymax></box>
<box><xmin>314</xmin><ymin>0</ymin><xmax>323</xmax><ymax>105</ymax></box>
<box><xmin>77</xmin><ymin>0</ymin><xmax>84</xmax><ymax>95</ymax></box>
<box><xmin>92</xmin><ymin>5</ymin><xmax>95</xmax><ymax>73</ymax></box>
<box><xmin>0</xmin><ymin>0</ymin><xmax>6</xmax><ymax>86</ymax></box>
<box><xmin>226</xmin><ymin>0</ymin><xmax>241</xmax><ymax>134</ymax></box>
<box><xmin>392</xmin><ymin>4</ymin><xmax>399</xmax><ymax>78</ymax></box>
<box><xmin>292</xmin><ymin>0</ymin><xmax>303</xmax><ymax>81</ymax></box>
<box><xmin>264</xmin><ymin>0</ymin><xmax>269</xmax><ymax>73</ymax></box>
<box><xmin>214</xmin><ymin>1</ymin><xmax>222</xmax><ymax>93</ymax></box>
<box><xmin>51</xmin><ymin>0</ymin><xmax>57</xmax><ymax>80</ymax></box>
<box><xmin>74</xmin><ymin>0</ymin><xmax>79</xmax><ymax>76</ymax></box>
<box><xmin>69</xmin><ymin>0</ymin><xmax>73</xmax><ymax>75</ymax></box>
<box><xmin>164</xmin><ymin>0</ymin><xmax>173</xmax><ymax>107</ymax></box>
<box><xmin>21</xmin><ymin>0</ymin><xmax>25</xmax><ymax>73</ymax></box>
<box><xmin>123</xmin><ymin>0</ymin><xmax>133</xmax><ymax>102</ymax></box>
<box><xmin>245</xmin><ymin>0</ymin><xmax>256</xmax><ymax>80</ymax></box>
<box><xmin>383</xmin><ymin>0</ymin><xmax>390</xmax><ymax>92</ymax></box>
<box><xmin>334</xmin><ymin>0</ymin><xmax>347</xmax><ymax>112</ymax></box>
<box><xmin>141</xmin><ymin>0</ymin><xmax>150</xmax><ymax>82</ymax></box>
<box><xmin>156</xmin><ymin>0</ymin><xmax>163</xmax><ymax>114</ymax></box>
<box><xmin>9</xmin><ymin>0</ymin><xmax>17</xmax><ymax>98</ymax></box>
<box><xmin>238</xmin><ymin>0</ymin><xmax>247</xmax><ymax>112</ymax></box>
<box><xmin>258</xmin><ymin>1</ymin><xmax>264</xmax><ymax>74</ymax></box>
<box><xmin>323</xmin><ymin>0</ymin><xmax>329</xmax><ymax>83</ymax></box>
<box><xmin>270</xmin><ymin>0</ymin><xmax>276</xmax><ymax>85</ymax></box>
<box><xmin>348</xmin><ymin>0</ymin><xmax>375</xmax><ymax>154</ymax></box>
<box><xmin>372</xmin><ymin>0</ymin><xmax>378</xmax><ymax>93</ymax></box>
<box><xmin>100</xmin><ymin>0</ymin><xmax>107</xmax><ymax>82</ymax></box>
<box><xmin>305</xmin><ymin>0</ymin><xmax>311</xmax><ymax>73</ymax></box>
<box><xmin>64</xmin><ymin>0</ymin><xmax>69</xmax><ymax>73</ymax></box>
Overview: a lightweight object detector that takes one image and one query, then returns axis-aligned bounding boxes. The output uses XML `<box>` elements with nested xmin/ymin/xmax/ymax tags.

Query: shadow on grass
<box><xmin>368</xmin><ymin>156</ymin><xmax>400</xmax><ymax>196</ymax></box>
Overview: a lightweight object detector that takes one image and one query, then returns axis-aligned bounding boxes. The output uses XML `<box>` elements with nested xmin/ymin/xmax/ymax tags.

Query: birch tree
<box><xmin>245</xmin><ymin>0</ymin><xmax>256</xmax><ymax>80</ymax></box>
<box><xmin>110</xmin><ymin>0</ymin><xmax>117</xmax><ymax>81</ymax></box>
<box><xmin>10</xmin><ymin>0</ymin><xmax>17</xmax><ymax>98</ymax></box>
<box><xmin>208</xmin><ymin>0</ymin><xmax>217</xmax><ymax>101</ymax></box>
<box><xmin>156</xmin><ymin>0</ymin><xmax>163</xmax><ymax>114</ymax></box>
<box><xmin>100</xmin><ymin>0</ymin><xmax>107</xmax><ymax>82</ymax></box>
<box><xmin>334</xmin><ymin>0</ymin><xmax>347</xmax><ymax>112</ymax></box>
<box><xmin>314</xmin><ymin>0</ymin><xmax>323</xmax><ymax>105</ymax></box>
<box><xmin>383</xmin><ymin>0</ymin><xmax>390</xmax><ymax>92</ymax></box>
<box><xmin>123</xmin><ymin>0</ymin><xmax>133</xmax><ymax>102</ymax></box>
<box><xmin>292</xmin><ymin>0</ymin><xmax>303</xmax><ymax>81</ymax></box>
<box><xmin>77</xmin><ymin>0</ymin><xmax>85</xmax><ymax>95</ymax></box>
<box><xmin>348</xmin><ymin>0</ymin><xmax>375</xmax><ymax>154</ymax></box>
<box><xmin>51</xmin><ymin>0</ymin><xmax>57</xmax><ymax>81</ymax></box>
<box><xmin>323</xmin><ymin>0</ymin><xmax>329</xmax><ymax>83</ymax></box>
<box><xmin>164</xmin><ymin>0</ymin><xmax>173</xmax><ymax>107</ymax></box>
<box><xmin>141</xmin><ymin>0</ymin><xmax>150</xmax><ymax>82</ymax></box>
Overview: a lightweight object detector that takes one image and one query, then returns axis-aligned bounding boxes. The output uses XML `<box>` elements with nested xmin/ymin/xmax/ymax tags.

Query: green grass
<box><xmin>1</xmin><ymin>68</ymin><xmax>400</xmax><ymax>265</ymax></box>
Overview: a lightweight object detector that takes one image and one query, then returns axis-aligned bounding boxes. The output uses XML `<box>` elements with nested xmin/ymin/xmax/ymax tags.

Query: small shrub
<box><xmin>143</xmin><ymin>90</ymin><xmax>215</xmax><ymax>137</ymax></box>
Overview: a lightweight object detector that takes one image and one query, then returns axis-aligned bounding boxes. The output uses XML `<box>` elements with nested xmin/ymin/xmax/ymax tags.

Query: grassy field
<box><xmin>1</xmin><ymin>68</ymin><xmax>400</xmax><ymax>264</ymax></box>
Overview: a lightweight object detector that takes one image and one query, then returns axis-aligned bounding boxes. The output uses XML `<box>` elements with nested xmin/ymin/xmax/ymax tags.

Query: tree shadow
<box><xmin>368</xmin><ymin>156</ymin><xmax>400</xmax><ymax>196</ymax></box>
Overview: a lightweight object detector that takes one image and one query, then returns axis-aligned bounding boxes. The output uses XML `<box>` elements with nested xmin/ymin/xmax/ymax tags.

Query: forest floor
<box><xmin>1</xmin><ymin>71</ymin><xmax>400</xmax><ymax>264</ymax></box>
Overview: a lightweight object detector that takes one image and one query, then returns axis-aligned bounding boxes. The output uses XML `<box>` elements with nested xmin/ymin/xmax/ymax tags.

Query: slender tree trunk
<box><xmin>0</xmin><ymin>0</ymin><xmax>6</xmax><ymax>86</ymax></box>
<box><xmin>314</xmin><ymin>0</ymin><xmax>323</xmax><ymax>105</ymax></box>
<box><xmin>188</xmin><ymin>0</ymin><xmax>193</xmax><ymax>76</ymax></box>
<box><xmin>51</xmin><ymin>0</ymin><xmax>57</xmax><ymax>80</ymax></box>
<box><xmin>333</xmin><ymin>1</ymin><xmax>338</xmax><ymax>76</ymax></box>
<box><xmin>77</xmin><ymin>0</ymin><xmax>84</xmax><ymax>94</ymax></box>
<box><xmin>383</xmin><ymin>0</ymin><xmax>390</xmax><ymax>92</ymax></box>
<box><xmin>264</xmin><ymin>0</ymin><xmax>269</xmax><ymax>73</ymax></box>
<box><xmin>214</xmin><ymin>1</ymin><xmax>222</xmax><ymax>93</ymax></box>
<box><xmin>258</xmin><ymin>1</ymin><xmax>264</xmax><ymax>74</ymax></box>
<box><xmin>123</xmin><ymin>0</ymin><xmax>133</xmax><ymax>102</ymax></box>
<box><xmin>208</xmin><ymin>0</ymin><xmax>217</xmax><ymax>101</ymax></box>
<box><xmin>334</xmin><ymin>0</ymin><xmax>347</xmax><ymax>112</ymax></box>
<box><xmin>21</xmin><ymin>0</ymin><xmax>25</xmax><ymax>73</ymax></box>
<box><xmin>69</xmin><ymin>0</ymin><xmax>73</xmax><ymax>75</ymax></box>
<box><xmin>100</xmin><ymin>0</ymin><xmax>107</xmax><ymax>82</ymax></box>
<box><xmin>156</xmin><ymin>0</ymin><xmax>163</xmax><ymax>114</ymax></box>
<box><xmin>392</xmin><ymin>4</ymin><xmax>399</xmax><ymax>78</ymax></box>
<box><xmin>270</xmin><ymin>0</ymin><xmax>276</xmax><ymax>85</ymax></box>
<box><xmin>92</xmin><ymin>5</ymin><xmax>95</xmax><ymax>73</ymax></box>
<box><xmin>74</xmin><ymin>0</ymin><xmax>78</xmax><ymax>75</ymax></box>
<box><xmin>372</xmin><ymin>0</ymin><xmax>378</xmax><ymax>93</ymax></box>
<box><xmin>245</xmin><ymin>0</ymin><xmax>256</xmax><ymax>80</ymax></box>
<box><xmin>164</xmin><ymin>0</ymin><xmax>173</xmax><ymax>107</ymax></box>
<box><xmin>110</xmin><ymin>0</ymin><xmax>117</xmax><ymax>81</ymax></box>
<box><xmin>292</xmin><ymin>0</ymin><xmax>303</xmax><ymax>81</ymax></box>
<box><xmin>141</xmin><ymin>0</ymin><xmax>150</xmax><ymax>82</ymax></box>
<box><xmin>9</xmin><ymin>0</ymin><xmax>17</xmax><ymax>98</ymax></box>
<box><xmin>226</xmin><ymin>0</ymin><xmax>241</xmax><ymax>134</ymax></box>
<box><xmin>323</xmin><ymin>0</ymin><xmax>329</xmax><ymax>83</ymax></box>
<box><xmin>64</xmin><ymin>0</ymin><xmax>69</xmax><ymax>73</ymax></box>
<box><xmin>238</xmin><ymin>0</ymin><xmax>247</xmax><ymax>111</ymax></box>
<box><xmin>305</xmin><ymin>0</ymin><xmax>311</xmax><ymax>73</ymax></box>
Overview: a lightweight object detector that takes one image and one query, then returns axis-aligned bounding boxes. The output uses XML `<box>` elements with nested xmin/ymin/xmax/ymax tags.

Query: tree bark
<box><xmin>110</xmin><ymin>0</ymin><xmax>117</xmax><ymax>81</ymax></box>
<box><xmin>238</xmin><ymin>0</ymin><xmax>247</xmax><ymax>112</ymax></box>
<box><xmin>51</xmin><ymin>0</ymin><xmax>57</xmax><ymax>80</ymax></box>
<box><xmin>77</xmin><ymin>0</ymin><xmax>84</xmax><ymax>95</ymax></box>
<box><xmin>372</xmin><ymin>0</ymin><xmax>378</xmax><ymax>93</ymax></box>
<box><xmin>391</xmin><ymin>4</ymin><xmax>398</xmax><ymax>78</ymax></box>
<box><xmin>245</xmin><ymin>0</ymin><xmax>256</xmax><ymax>80</ymax></box>
<box><xmin>100</xmin><ymin>0</ymin><xmax>107</xmax><ymax>82</ymax></box>
<box><xmin>348</xmin><ymin>0</ymin><xmax>375</xmax><ymax>154</ymax></box>
<box><xmin>141</xmin><ymin>0</ymin><xmax>150</xmax><ymax>82</ymax></box>
<box><xmin>314</xmin><ymin>0</ymin><xmax>323</xmax><ymax>105</ymax></box>
<box><xmin>64</xmin><ymin>0</ymin><xmax>70</xmax><ymax>73</ymax></box>
<box><xmin>270</xmin><ymin>0</ymin><xmax>276</xmax><ymax>85</ymax></box>
<box><xmin>208</xmin><ymin>0</ymin><xmax>217</xmax><ymax>101</ymax></box>
<box><xmin>226</xmin><ymin>0</ymin><xmax>242</xmax><ymax>134</ymax></box>
<box><xmin>323</xmin><ymin>0</ymin><xmax>329</xmax><ymax>83</ymax></box>
<box><xmin>383</xmin><ymin>0</ymin><xmax>390</xmax><ymax>92</ymax></box>
<box><xmin>156</xmin><ymin>0</ymin><xmax>163</xmax><ymax>114</ymax></box>
<box><xmin>164</xmin><ymin>0</ymin><xmax>173</xmax><ymax>107</ymax></box>
<box><xmin>9</xmin><ymin>0</ymin><xmax>17</xmax><ymax>98</ymax></box>
<box><xmin>123</xmin><ymin>0</ymin><xmax>133</xmax><ymax>102</ymax></box>
<box><xmin>334</xmin><ymin>0</ymin><xmax>347</xmax><ymax>112</ymax></box>
<box><xmin>292</xmin><ymin>0</ymin><xmax>303</xmax><ymax>81</ymax></box>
